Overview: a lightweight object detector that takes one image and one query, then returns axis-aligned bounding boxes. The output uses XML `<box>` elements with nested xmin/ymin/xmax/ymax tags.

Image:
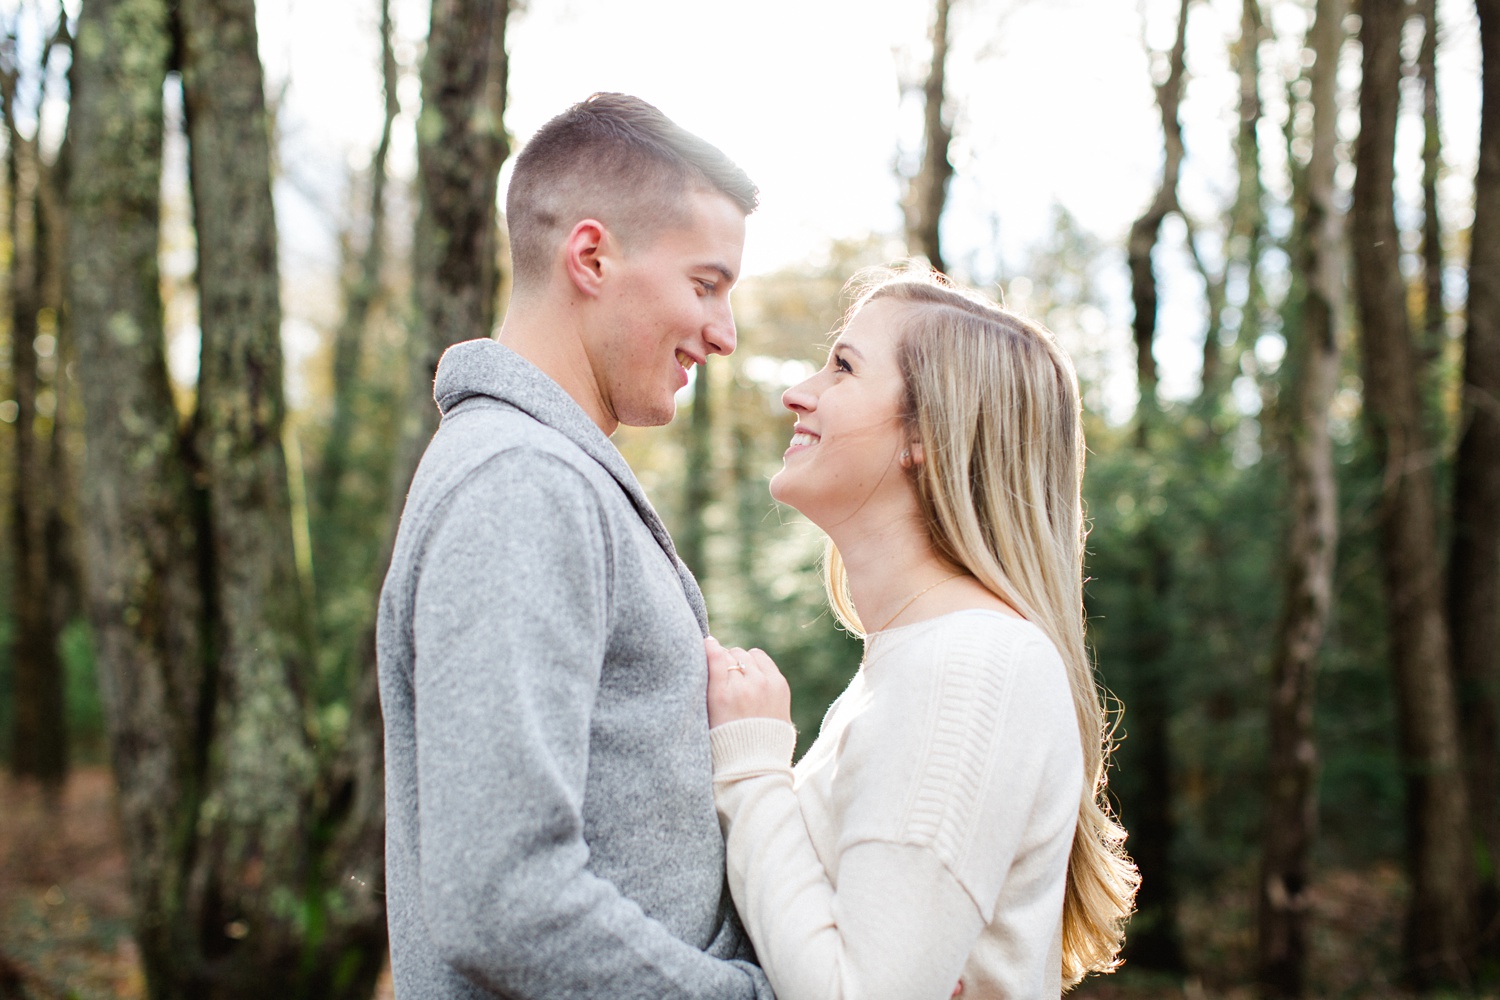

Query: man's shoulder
<box><xmin>422</xmin><ymin>396</ymin><xmax>604</xmax><ymax>489</ymax></box>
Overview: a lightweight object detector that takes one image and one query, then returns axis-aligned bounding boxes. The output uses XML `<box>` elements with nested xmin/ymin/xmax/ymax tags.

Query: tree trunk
<box><xmin>176</xmin><ymin>0</ymin><xmax>388</xmax><ymax>993</ymax></box>
<box><xmin>1127</xmin><ymin>0</ymin><xmax>1191</xmax><ymax>402</ymax></box>
<box><xmin>316</xmin><ymin>0</ymin><xmax>399</xmax><ymax>532</ymax></box>
<box><xmin>903</xmin><ymin>0</ymin><xmax>954</xmax><ymax>274</ymax></box>
<box><xmin>6</xmin><ymin>102</ymin><xmax>68</xmax><ymax>787</ymax></box>
<box><xmin>1351</xmin><ymin>0</ymin><xmax>1476</xmax><ymax>986</ymax></box>
<box><xmin>38</xmin><ymin>85</ymin><xmax>83</xmax><ymax>653</ymax></box>
<box><xmin>1201</xmin><ymin>0</ymin><xmax>1266</xmax><ymax>405</ymax></box>
<box><xmin>70</xmin><ymin>0</ymin><xmax>387</xmax><ymax>994</ymax></box>
<box><xmin>67</xmin><ymin>0</ymin><xmax>211</xmax><ymax>989</ymax></box>
<box><xmin>399</xmin><ymin>0</ymin><xmax>510</xmax><ymax>481</ymax></box>
<box><xmin>1114</xmin><ymin>0</ymin><xmax>1195</xmax><ymax>971</ymax></box>
<box><xmin>1119</xmin><ymin>517</ymin><xmax>1184</xmax><ymax>972</ymax></box>
<box><xmin>366</xmin><ymin>0</ymin><xmax>512</xmax><ymax>713</ymax></box>
<box><xmin>1256</xmin><ymin>1</ymin><xmax>1343</xmax><ymax>992</ymax></box>
<box><xmin>1418</xmin><ymin>0</ymin><xmax>1446</xmax><ymax>355</ymax></box>
<box><xmin>680</xmin><ymin>364</ymin><xmax>712</xmax><ymax>580</ymax></box>
<box><xmin>339</xmin><ymin>5</ymin><xmax>516</xmax><ymax>960</ymax></box>
<box><xmin>1449</xmin><ymin>0</ymin><xmax>1500</xmax><ymax>959</ymax></box>
<box><xmin>175</xmin><ymin>0</ymin><xmax>326</xmax><ymax>991</ymax></box>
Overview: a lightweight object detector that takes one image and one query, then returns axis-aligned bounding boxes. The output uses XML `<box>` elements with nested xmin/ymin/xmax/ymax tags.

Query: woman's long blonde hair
<box><xmin>825</xmin><ymin>266</ymin><xmax>1138</xmax><ymax>987</ymax></box>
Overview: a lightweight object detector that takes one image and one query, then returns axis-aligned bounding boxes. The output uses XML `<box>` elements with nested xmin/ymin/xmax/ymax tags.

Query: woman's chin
<box><xmin>768</xmin><ymin>470</ymin><xmax>790</xmax><ymax>506</ymax></box>
<box><xmin>768</xmin><ymin>471</ymin><xmax>804</xmax><ymax>514</ymax></box>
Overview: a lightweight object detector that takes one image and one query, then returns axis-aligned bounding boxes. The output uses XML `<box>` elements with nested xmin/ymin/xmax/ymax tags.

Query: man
<box><xmin>376</xmin><ymin>93</ymin><xmax>773</xmax><ymax>999</ymax></box>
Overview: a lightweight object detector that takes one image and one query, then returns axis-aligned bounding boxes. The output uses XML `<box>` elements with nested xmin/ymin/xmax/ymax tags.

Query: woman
<box><xmin>705</xmin><ymin>268</ymin><xmax>1138</xmax><ymax>999</ymax></box>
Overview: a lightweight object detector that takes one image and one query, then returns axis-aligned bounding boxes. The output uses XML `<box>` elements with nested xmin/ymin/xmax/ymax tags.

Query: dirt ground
<box><xmin>0</xmin><ymin>768</ymin><xmax>393</xmax><ymax>1000</ymax></box>
<box><xmin>0</xmin><ymin>768</ymin><xmax>1487</xmax><ymax>999</ymax></box>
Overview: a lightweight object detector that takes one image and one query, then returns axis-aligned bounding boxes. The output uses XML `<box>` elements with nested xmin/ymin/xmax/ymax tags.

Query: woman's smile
<box><xmin>769</xmin><ymin>299</ymin><xmax>913</xmax><ymax>528</ymax></box>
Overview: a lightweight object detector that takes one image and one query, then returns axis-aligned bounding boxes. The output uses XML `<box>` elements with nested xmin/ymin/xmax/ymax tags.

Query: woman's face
<box><xmin>769</xmin><ymin>298</ymin><xmax>916</xmax><ymax>531</ymax></box>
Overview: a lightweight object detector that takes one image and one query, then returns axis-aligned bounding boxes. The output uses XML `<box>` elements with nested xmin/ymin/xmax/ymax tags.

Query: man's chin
<box><xmin>616</xmin><ymin>401</ymin><xmax>677</xmax><ymax>429</ymax></box>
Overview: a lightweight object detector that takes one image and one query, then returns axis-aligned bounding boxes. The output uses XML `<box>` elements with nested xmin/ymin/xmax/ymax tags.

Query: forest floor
<box><xmin>0</xmin><ymin>768</ymin><xmax>393</xmax><ymax>1000</ymax></box>
<box><xmin>0</xmin><ymin>768</ymin><xmax>1488</xmax><ymax>1000</ymax></box>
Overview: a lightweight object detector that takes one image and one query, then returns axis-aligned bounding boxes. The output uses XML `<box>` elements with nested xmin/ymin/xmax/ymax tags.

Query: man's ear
<box><xmin>563</xmin><ymin>219</ymin><xmax>608</xmax><ymax>297</ymax></box>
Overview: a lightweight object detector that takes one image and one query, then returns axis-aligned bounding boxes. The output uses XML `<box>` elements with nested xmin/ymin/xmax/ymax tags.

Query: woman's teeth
<box><xmin>790</xmin><ymin>432</ymin><xmax>818</xmax><ymax>447</ymax></box>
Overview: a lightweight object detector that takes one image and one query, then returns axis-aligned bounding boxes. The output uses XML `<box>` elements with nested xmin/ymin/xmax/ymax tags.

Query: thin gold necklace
<box><xmin>868</xmin><ymin>572</ymin><xmax>965</xmax><ymax>635</ymax></box>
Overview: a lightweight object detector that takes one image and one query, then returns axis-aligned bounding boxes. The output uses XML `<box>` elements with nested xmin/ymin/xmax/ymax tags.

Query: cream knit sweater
<box><xmin>710</xmin><ymin>610</ymin><xmax>1084</xmax><ymax>1000</ymax></box>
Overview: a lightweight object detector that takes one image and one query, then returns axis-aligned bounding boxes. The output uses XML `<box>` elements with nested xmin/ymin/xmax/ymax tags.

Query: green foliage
<box><xmin>59</xmin><ymin>618</ymin><xmax>107</xmax><ymax>764</ymax></box>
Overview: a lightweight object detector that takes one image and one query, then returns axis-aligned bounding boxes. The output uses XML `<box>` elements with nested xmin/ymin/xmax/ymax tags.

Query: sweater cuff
<box><xmin>710</xmin><ymin>717</ymin><xmax>797</xmax><ymax>776</ymax></box>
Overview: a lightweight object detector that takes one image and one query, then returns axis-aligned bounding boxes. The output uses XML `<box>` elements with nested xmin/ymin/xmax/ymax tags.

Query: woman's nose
<box><xmin>781</xmin><ymin>374</ymin><xmax>817</xmax><ymax>413</ymax></box>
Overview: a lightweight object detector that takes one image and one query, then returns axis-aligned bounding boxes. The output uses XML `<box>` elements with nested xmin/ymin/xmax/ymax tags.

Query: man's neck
<box><xmin>498</xmin><ymin>295</ymin><xmax>616</xmax><ymax>435</ymax></box>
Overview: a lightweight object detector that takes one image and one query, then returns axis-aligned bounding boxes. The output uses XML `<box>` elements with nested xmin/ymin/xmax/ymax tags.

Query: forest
<box><xmin>0</xmin><ymin>0</ymin><xmax>1496</xmax><ymax>996</ymax></box>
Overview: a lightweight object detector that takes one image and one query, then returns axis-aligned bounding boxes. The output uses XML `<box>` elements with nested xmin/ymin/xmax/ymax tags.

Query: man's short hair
<box><xmin>506</xmin><ymin>93</ymin><xmax>759</xmax><ymax>290</ymax></box>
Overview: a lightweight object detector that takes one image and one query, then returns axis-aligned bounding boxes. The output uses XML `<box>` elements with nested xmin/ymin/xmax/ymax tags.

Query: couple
<box><xmin>376</xmin><ymin>94</ymin><xmax>1137</xmax><ymax>999</ymax></box>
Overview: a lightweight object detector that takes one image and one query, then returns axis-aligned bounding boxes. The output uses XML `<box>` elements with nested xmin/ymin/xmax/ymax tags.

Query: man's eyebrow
<box><xmin>700</xmin><ymin>262</ymin><xmax>737</xmax><ymax>285</ymax></box>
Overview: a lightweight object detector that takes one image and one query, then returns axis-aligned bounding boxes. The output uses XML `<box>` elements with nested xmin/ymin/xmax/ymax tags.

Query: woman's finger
<box><xmin>726</xmin><ymin>646</ymin><xmax>758</xmax><ymax>677</ymax></box>
<box><xmin>746</xmin><ymin>647</ymin><xmax>781</xmax><ymax>677</ymax></box>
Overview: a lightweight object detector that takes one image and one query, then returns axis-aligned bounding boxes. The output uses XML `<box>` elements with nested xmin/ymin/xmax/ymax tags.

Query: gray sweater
<box><xmin>377</xmin><ymin>339</ymin><xmax>773</xmax><ymax>999</ymax></box>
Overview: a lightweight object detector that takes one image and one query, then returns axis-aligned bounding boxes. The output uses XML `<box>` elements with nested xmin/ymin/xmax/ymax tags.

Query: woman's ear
<box><xmin>901</xmin><ymin>440</ymin><xmax>925</xmax><ymax>469</ymax></box>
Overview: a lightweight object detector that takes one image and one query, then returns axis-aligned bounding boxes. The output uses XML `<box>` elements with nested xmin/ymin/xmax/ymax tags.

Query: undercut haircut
<box><xmin>506</xmin><ymin>93</ymin><xmax>759</xmax><ymax>291</ymax></box>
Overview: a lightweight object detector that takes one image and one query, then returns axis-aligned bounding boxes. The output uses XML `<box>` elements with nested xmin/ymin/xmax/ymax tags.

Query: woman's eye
<box><xmin>834</xmin><ymin>355</ymin><xmax>853</xmax><ymax>373</ymax></box>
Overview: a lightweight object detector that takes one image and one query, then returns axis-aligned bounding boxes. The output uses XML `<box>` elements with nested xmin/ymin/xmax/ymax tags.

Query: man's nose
<box><xmin>704</xmin><ymin>302</ymin><xmax>736</xmax><ymax>357</ymax></box>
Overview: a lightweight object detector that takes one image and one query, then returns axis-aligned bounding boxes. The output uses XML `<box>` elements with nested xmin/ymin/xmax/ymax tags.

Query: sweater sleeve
<box><xmin>711</xmin><ymin>747</ymin><xmax>982</xmax><ymax>1000</ymax></box>
<box><xmin>414</xmin><ymin>449</ymin><xmax>769</xmax><ymax>1000</ymax></box>
<box><xmin>711</xmin><ymin>621</ymin><xmax>1079</xmax><ymax>1000</ymax></box>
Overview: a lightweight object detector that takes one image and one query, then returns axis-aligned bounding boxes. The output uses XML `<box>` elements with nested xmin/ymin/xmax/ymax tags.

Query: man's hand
<box><xmin>705</xmin><ymin>637</ymin><xmax>792</xmax><ymax>728</ymax></box>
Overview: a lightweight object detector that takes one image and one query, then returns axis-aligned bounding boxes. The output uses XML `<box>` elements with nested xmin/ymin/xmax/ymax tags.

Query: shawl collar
<box><xmin>433</xmin><ymin>338</ymin><xmax>708</xmax><ymax>631</ymax></box>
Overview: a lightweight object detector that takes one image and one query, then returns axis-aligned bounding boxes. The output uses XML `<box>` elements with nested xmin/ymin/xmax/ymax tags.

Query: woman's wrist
<box><xmin>710</xmin><ymin>717</ymin><xmax>797</xmax><ymax>776</ymax></box>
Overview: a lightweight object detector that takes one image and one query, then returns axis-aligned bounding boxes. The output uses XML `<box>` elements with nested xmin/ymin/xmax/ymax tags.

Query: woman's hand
<box><xmin>705</xmin><ymin>636</ymin><xmax>792</xmax><ymax>728</ymax></box>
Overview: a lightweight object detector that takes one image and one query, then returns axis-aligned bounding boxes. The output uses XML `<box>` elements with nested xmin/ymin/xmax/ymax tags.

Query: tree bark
<box><xmin>1222</xmin><ymin>0</ymin><xmax>1266</xmax><ymax>398</ymax></box>
<box><xmin>1418</xmin><ymin>0</ymin><xmax>1446</xmax><ymax>355</ymax></box>
<box><xmin>1351</xmin><ymin>0</ymin><xmax>1476</xmax><ymax>986</ymax></box>
<box><xmin>175</xmin><ymin>0</ymin><xmax>327</xmax><ymax>991</ymax></box>
<box><xmin>67</xmin><ymin>0</ymin><xmax>210</xmax><ymax>988</ymax></box>
<box><xmin>338</xmin><ymin>5</ymin><xmax>517</xmax><ymax>964</ymax></box>
<box><xmin>70</xmin><ymin>0</ymin><xmax>388</xmax><ymax>994</ymax></box>
<box><xmin>1115</xmin><ymin>516</ymin><xmax>1184</xmax><ymax>973</ymax></box>
<box><xmin>680</xmin><ymin>364</ymin><xmax>712</xmax><ymax>580</ymax></box>
<box><xmin>366</xmin><ymin>0</ymin><xmax>512</xmax><ymax>715</ymax></box>
<box><xmin>1449</xmin><ymin>0</ymin><xmax>1500</xmax><ymax>960</ymax></box>
<box><xmin>1127</xmin><ymin>0</ymin><xmax>1191</xmax><ymax>402</ymax></box>
<box><xmin>903</xmin><ymin>0</ymin><xmax>954</xmax><ymax>275</ymax></box>
<box><xmin>175</xmin><ymin>0</ymin><xmax>388</xmax><ymax>993</ymax></box>
<box><xmin>400</xmin><ymin>0</ymin><xmax>510</xmax><ymax>478</ymax></box>
<box><xmin>4</xmin><ymin>57</ymin><xmax>67</xmax><ymax>787</ymax></box>
<box><xmin>1256</xmin><ymin>1</ymin><xmax>1343</xmax><ymax>992</ymax></box>
<box><xmin>316</xmin><ymin>0</ymin><xmax>399</xmax><ymax>531</ymax></box>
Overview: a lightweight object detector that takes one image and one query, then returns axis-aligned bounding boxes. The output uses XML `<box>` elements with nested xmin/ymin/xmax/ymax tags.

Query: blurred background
<box><xmin>0</xmin><ymin>0</ymin><xmax>1495</xmax><ymax>996</ymax></box>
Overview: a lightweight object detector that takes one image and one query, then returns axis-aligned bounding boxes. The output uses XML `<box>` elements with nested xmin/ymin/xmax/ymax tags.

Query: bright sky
<box><xmin>257</xmin><ymin>0</ymin><xmax>1482</xmax><ymax>408</ymax></box>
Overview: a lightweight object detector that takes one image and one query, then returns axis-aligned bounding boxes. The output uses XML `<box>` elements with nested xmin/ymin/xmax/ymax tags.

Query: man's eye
<box><xmin>696</xmin><ymin>279</ymin><xmax>717</xmax><ymax>294</ymax></box>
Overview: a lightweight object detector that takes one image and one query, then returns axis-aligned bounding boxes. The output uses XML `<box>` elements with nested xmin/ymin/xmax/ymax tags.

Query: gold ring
<box><xmin>727</xmin><ymin>661</ymin><xmax>747</xmax><ymax>673</ymax></box>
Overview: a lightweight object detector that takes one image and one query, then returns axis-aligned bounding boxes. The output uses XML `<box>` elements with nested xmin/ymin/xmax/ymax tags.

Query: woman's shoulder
<box><xmin>862</xmin><ymin>610</ymin><xmax>1075</xmax><ymax>743</ymax></box>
